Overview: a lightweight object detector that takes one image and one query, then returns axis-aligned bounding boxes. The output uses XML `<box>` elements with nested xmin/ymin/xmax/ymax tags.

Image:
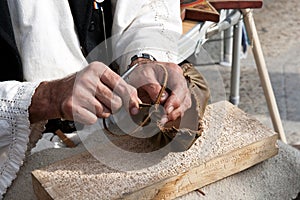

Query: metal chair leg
<box><xmin>230</xmin><ymin>18</ymin><xmax>243</xmax><ymax>105</ymax></box>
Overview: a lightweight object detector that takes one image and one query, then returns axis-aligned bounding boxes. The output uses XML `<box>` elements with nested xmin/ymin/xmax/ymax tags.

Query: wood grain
<box><xmin>209</xmin><ymin>0</ymin><xmax>263</xmax><ymax>10</ymax></box>
<box><xmin>182</xmin><ymin>20</ymin><xmax>199</xmax><ymax>35</ymax></box>
<box><xmin>181</xmin><ymin>0</ymin><xmax>220</xmax><ymax>22</ymax></box>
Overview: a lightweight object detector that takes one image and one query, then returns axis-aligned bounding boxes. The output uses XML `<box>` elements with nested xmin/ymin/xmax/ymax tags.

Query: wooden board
<box><xmin>208</xmin><ymin>0</ymin><xmax>263</xmax><ymax>10</ymax></box>
<box><xmin>182</xmin><ymin>20</ymin><xmax>199</xmax><ymax>35</ymax></box>
<box><xmin>31</xmin><ymin>101</ymin><xmax>278</xmax><ymax>200</ymax></box>
<box><xmin>181</xmin><ymin>0</ymin><xmax>220</xmax><ymax>22</ymax></box>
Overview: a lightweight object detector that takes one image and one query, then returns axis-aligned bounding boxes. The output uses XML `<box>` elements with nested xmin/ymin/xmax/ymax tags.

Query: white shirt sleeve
<box><xmin>7</xmin><ymin>0</ymin><xmax>87</xmax><ymax>82</ymax></box>
<box><xmin>111</xmin><ymin>0</ymin><xmax>183</xmax><ymax>74</ymax></box>
<box><xmin>0</xmin><ymin>81</ymin><xmax>40</xmax><ymax>198</ymax></box>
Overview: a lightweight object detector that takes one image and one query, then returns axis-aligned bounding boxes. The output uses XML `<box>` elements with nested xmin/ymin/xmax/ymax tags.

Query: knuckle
<box><xmin>86</xmin><ymin>117</ymin><xmax>97</xmax><ymax>125</ymax></box>
<box><xmin>95</xmin><ymin>104</ymin><xmax>104</xmax><ymax>115</ymax></box>
<box><xmin>186</xmin><ymin>95</ymin><xmax>192</xmax><ymax>108</ymax></box>
<box><xmin>128</xmin><ymin>84</ymin><xmax>137</xmax><ymax>95</ymax></box>
<box><xmin>170</xmin><ymin>111</ymin><xmax>181</xmax><ymax>121</ymax></box>
<box><xmin>172</xmin><ymin>94</ymin><xmax>181</xmax><ymax>107</ymax></box>
<box><xmin>89</xmin><ymin>61</ymin><xmax>108</xmax><ymax>75</ymax></box>
<box><xmin>61</xmin><ymin>100</ymin><xmax>73</xmax><ymax>117</ymax></box>
<box><xmin>168</xmin><ymin>63</ymin><xmax>183</xmax><ymax>74</ymax></box>
<box><xmin>113</xmin><ymin>94</ymin><xmax>122</xmax><ymax>105</ymax></box>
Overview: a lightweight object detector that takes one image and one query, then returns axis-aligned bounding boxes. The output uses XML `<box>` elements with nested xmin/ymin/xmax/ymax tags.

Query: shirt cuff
<box><xmin>0</xmin><ymin>81</ymin><xmax>40</xmax><ymax>197</ymax></box>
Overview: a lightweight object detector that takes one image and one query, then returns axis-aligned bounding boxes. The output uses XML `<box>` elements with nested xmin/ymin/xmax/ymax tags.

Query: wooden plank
<box><xmin>209</xmin><ymin>0</ymin><xmax>263</xmax><ymax>10</ymax></box>
<box><xmin>182</xmin><ymin>20</ymin><xmax>199</xmax><ymax>35</ymax></box>
<box><xmin>181</xmin><ymin>0</ymin><xmax>220</xmax><ymax>22</ymax></box>
<box><xmin>125</xmin><ymin>135</ymin><xmax>278</xmax><ymax>200</ymax></box>
<box><xmin>31</xmin><ymin>101</ymin><xmax>279</xmax><ymax>200</ymax></box>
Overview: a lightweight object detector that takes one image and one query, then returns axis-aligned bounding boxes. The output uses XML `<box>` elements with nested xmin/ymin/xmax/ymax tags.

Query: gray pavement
<box><xmin>239</xmin><ymin>42</ymin><xmax>300</xmax><ymax>147</ymax></box>
<box><xmin>190</xmin><ymin>4</ymin><xmax>300</xmax><ymax>148</ymax></box>
<box><xmin>193</xmin><ymin>40</ymin><xmax>300</xmax><ymax>148</ymax></box>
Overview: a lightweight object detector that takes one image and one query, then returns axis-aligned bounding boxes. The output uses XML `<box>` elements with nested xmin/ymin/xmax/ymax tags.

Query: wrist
<box><xmin>129</xmin><ymin>53</ymin><xmax>156</xmax><ymax>67</ymax></box>
<box><xmin>29</xmin><ymin>81</ymin><xmax>61</xmax><ymax>123</ymax></box>
<box><xmin>122</xmin><ymin>53</ymin><xmax>157</xmax><ymax>79</ymax></box>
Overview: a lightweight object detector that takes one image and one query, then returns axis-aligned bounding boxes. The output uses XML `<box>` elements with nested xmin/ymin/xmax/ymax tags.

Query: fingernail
<box><xmin>160</xmin><ymin>116</ymin><xmax>168</xmax><ymax>124</ymax></box>
<box><xmin>160</xmin><ymin>92</ymin><xmax>168</xmax><ymax>101</ymax></box>
<box><xmin>131</xmin><ymin>107</ymin><xmax>139</xmax><ymax>115</ymax></box>
<box><xmin>167</xmin><ymin>106</ymin><xmax>174</xmax><ymax>114</ymax></box>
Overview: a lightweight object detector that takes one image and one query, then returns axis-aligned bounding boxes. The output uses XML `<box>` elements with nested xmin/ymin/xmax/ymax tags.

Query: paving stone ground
<box><xmin>195</xmin><ymin>0</ymin><xmax>300</xmax><ymax>149</ymax></box>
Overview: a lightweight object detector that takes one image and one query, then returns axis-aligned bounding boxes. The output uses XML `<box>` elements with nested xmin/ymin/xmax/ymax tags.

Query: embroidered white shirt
<box><xmin>1</xmin><ymin>0</ymin><xmax>182</xmax><ymax>197</ymax></box>
<box><xmin>0</xmin><ymin>81</ymin><xmax>39</xmax><ymax>198</ymax></box>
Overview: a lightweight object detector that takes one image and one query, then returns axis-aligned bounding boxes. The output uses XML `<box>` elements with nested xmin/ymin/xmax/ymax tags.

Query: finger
<box><xmin>128</xmin><ymin>89</ymin><xmax>142</xmax><ymax>115</ymax></box>
<box><xmin>71</xmin><ymin>105</ymin><xmax>98</xmax><ymax>125</ymax></box>
<box><xmin>101</xmin><ymin>68</ymin><xmax>140</xmax><ymax>112</ymax></box>
<box><xmin>95</xmin><ymin>85</ymin><xmax>122</xmax><ymax>113</ymax></box>
<box><xmin>95</xmin><ymin>103</ymin><xmax>111</xmax><ymax>118</ymax></box>
<box><xmin>126</xmin><ymin>65</ymin><xmax>166</xmax><ymax>103</ymax></box>
<box><xmin>160</xmin><ymin>91</ymin><xmax>169</xmax><ymax>102</ymax></box>
<box><xmin>140</xmin><ymin>83</ymin><xmax>164</xmax><ymax>103</ymax></box>
<box><xmin>164</xmin><ymin>92</ymin><xmax>181</xmax><ymax>115</ymax></box>
<box><xmin>115</xmin><ymin>83</ymin><xmax>141</xmax><ymax>114</ymax></box>
<box><xmin>73</xmin><ymin>97</ymin><xmax>111</xmax><ymax>123</ymax></box>
<box><xmin>167</xmin><ymin>107</ymin><xmax>182</xmax><ymax>122</ymax></box>
<box><xmin>165</xmin><ymin>94</ymin><xmax>192</xmax><ymax>122</ymax></box>
<box><xmin>69</xmin><ymin>84</ymin><xmax>112</xmax><ymax>120</ymax></box>
<box><xmin>100</xmin><ymin>67</ymin><xmax>123</xmax><ymax>90</ymax></box>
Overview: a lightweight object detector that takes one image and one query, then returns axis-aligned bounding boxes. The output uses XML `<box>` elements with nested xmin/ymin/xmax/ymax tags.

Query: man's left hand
<box><xmin>125</xmin><ymin>61</ymin><xmax>192</xmax><ymax>124</ymax></box>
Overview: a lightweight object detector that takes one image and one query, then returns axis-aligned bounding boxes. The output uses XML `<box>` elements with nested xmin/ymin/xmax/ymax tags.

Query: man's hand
<box><xmin>29</xmin><ymin>61</ymin><xmax>140</xmax><ymax>124</ymax></box>
<box><xmin>126</xmin><ymin>61</ymin><xmax>192</xmax><ymax>123</ymax></box>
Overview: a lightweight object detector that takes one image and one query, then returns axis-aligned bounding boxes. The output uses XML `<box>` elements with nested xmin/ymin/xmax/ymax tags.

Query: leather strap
<box><xmin>103</xmin><ymin>63</ymin><xmax>168</xmax><ymax>135</ymax></box>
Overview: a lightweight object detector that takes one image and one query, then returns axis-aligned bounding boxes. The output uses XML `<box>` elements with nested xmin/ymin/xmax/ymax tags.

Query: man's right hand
<box><xmin>29</xmin><ymin>61</ymin><xmax>141</xmax><ymax>124</ymax></box>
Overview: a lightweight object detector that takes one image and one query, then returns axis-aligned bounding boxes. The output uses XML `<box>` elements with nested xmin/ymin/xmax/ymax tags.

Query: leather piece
<box><xmin>150</xmin><ymin>62</ymin><xmax>211</xmax><ymax>152</ymax></box>
<box><xmin>104</xmin><ymin>62</ymin><xmax>210</xmax><ymax>152</ymax></box>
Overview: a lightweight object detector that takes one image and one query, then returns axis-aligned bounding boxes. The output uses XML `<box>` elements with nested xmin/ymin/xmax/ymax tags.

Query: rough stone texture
<box><xmin>4</xmin><ymin>140</ymin><xmax>299</xmax><ymax>200</ymax></box>
<box><xmin>4</xmin><ymin>101</ymin><xmax>299</xmax><ymax>200</ymax></box>
<box><xmin>31</xmin><ymin>101</ymin><xmax>278</xmax><ymax>199</ymax></box>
